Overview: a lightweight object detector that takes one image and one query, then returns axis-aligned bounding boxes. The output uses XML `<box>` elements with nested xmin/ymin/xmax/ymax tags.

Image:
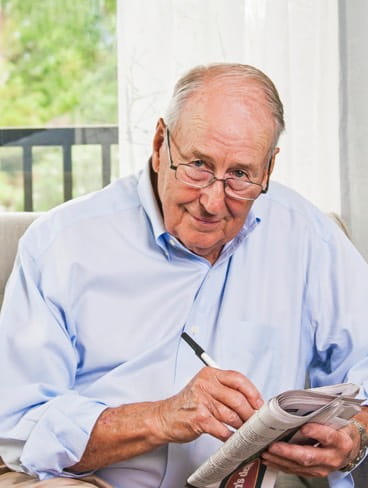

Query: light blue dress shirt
<box><xmin>0</xmin><ymin>165</ymin><xmax>367</xmax><ymax>488</ymax></box>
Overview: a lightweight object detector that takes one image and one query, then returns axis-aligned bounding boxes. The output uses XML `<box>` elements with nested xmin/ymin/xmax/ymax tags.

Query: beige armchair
<box><xmin>0</xmin><ymin>212</ymin><xmax>40</xmax><ymax>475</ymax></box>
<box><xmin>0</xmin><ymin>212</ymin><xmax>40</xmax><ymax>308</ymax></box>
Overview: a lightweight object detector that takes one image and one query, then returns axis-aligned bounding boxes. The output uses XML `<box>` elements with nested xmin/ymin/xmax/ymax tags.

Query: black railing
<box><xmin>0</xmin><ymin>126</ymin><xmax>118</xmax><ymax>211</ymax></box>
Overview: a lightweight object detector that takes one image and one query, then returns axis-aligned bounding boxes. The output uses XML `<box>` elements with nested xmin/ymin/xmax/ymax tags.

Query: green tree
<box><xmin>0</xmin><ymin>0</ymin><xmax>117</xmax><ymax>126</ymax></box>
<box><xmin>0</xmin><ymin>0</ymin><xmax>118</xmax><ymax>211</ymax></box>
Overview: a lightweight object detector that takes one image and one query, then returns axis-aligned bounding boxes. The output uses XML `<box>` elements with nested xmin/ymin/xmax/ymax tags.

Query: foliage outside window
<box><xmin>0</xmin><ymin>0</ymin><xmax>118</xmax><ymax>211</ymax></box>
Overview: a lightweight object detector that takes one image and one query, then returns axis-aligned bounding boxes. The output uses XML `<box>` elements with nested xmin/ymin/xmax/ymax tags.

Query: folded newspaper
<box><xmin>186</xmin><ymin>383</ymin><xmax>363</xmax><ymax>488</ymax></box>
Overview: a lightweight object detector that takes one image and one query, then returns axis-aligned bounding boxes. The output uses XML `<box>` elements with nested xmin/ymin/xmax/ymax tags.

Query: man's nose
<box><xmin>198</xmin><ymin>179</ymin><xmax>227</xmax><ymax>214</ymax></box>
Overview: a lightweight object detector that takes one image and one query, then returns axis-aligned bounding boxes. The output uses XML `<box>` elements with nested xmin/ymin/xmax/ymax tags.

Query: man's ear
<box><xmin>268</xmin><ymin>147</ymin><xmax>280</xmax><ymax>176</ymax></box>
<box><xmin>152</xmin><ymin>118</ymin><xmax>166</xmax><ymax>173</ymax></box>
<box><xmin>261</xmin><ymin>147</ymin><xmax>279</xmax><ymax>190</ymax></box>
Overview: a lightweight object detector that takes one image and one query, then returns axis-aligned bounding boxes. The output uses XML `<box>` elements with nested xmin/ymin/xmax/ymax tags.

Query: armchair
<box><xmin>0</xmin><ymin>212</ymin><xmax>40</xmax><ymax>308</ymax></box>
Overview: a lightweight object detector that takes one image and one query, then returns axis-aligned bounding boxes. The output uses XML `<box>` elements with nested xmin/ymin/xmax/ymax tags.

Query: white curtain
<box><xmin>242</xmin><ymin>1</ymin><xmax>340</xmax><ymax>215</ymax></box>
<box><xmin>117</xmin><ymin>0</ymin><xmax>246</xmax><ymax>175</ymax></box>
<box><xmin>117</xmin><ymin>0</ymin><xmax>368</xmax><ymax>258</ymax></box>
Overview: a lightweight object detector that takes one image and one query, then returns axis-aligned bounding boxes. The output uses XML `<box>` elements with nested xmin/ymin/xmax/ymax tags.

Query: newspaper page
<box><xmin>186</xmin><ymin>383</ymin><xmax>363</xmax><ymax>488</ymax></box>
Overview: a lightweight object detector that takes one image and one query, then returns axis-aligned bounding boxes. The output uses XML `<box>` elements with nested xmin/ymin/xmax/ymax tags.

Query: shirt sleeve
<box><xmin>307</xmin><ymin>223</ymin><xmax>368</xmax><ymax>398</ymax></box>
<box><xmin>0</xmin><ymin>236</ymin><xmax>108</xmax><ymax>480</ymax></box>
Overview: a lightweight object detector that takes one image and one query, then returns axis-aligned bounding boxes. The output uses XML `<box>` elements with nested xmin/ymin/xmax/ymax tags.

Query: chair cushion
<box><xmin>0</xmin><ymin>212</ymin><xmax>40</xmax><ymax>308</ymax></box>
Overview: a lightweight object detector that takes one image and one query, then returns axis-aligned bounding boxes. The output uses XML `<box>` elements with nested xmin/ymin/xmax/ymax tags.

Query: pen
<box><xmin>181</xmin><ymin>332</ymin><xmax>237</xmax><ymax>433</ymax></box>
<box><xmin>181</xmin><ymin>332</ymin><xmax>219</xmax><ymax>368</ymax></box>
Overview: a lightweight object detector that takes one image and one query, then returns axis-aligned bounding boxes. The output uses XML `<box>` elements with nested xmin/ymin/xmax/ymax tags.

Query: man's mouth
<box><xmin>189</xmin><ymin>212</ymin><xmax>222</xmax><ymax>226</ymax></box>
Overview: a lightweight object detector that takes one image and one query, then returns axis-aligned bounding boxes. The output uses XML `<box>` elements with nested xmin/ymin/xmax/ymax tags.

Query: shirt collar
<box><xmin>137</xmin><ymin>162</ymin><xmax>167</xmax><ymax>242</ymax></box>
<box><xmin>137</xmin><ymin>161</ymin><xmax>261</xmax><ymax>262</ymax></box>
<box><xmin>219</xmin><ymin>214</ymin><xmax>260</xmax><ymax>262</ymax></box>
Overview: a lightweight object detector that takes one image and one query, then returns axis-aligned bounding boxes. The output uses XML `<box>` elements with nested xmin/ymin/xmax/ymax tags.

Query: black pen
<box><xmin>181</xmin><ymin>332</ymin><xmax>219</xmax><ymax>368</ymax></box>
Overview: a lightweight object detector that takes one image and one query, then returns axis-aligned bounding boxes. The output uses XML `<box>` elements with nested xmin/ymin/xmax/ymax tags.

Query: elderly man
<box><xmin>0</xmin><ymin>63</ymin><xmax>367</xmax><ymax>488</ymax></box>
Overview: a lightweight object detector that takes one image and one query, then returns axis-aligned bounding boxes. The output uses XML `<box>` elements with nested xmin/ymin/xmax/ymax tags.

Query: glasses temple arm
<box><xmin>261</xmin><ymin>157</ymin><xmax>273</xmax><ymax>194</ymax></box>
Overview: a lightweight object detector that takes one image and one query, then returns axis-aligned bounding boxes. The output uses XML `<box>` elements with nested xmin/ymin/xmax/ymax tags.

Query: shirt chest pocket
<box><xmin>214</xmin><ymin>320</ymin><xmax>282</xmax><ymax>394</ymax></box>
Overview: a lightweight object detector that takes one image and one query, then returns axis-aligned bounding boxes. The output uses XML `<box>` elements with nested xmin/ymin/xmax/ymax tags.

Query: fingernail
<box><xmin>267</xmin><ymin>443</ymin><xmax>277</xmax><ymax>454</ymax></box>
<box><xmin>255</xmin><ymin>398</ymin><xmax>264</xmax><ymax>409</ymax></box>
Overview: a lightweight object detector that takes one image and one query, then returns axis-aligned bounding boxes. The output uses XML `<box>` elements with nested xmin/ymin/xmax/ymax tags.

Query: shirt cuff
<box><xmin>18</xmin><ymin>393</ymin><xmax>108</xmax><ymax>479</ymax></box>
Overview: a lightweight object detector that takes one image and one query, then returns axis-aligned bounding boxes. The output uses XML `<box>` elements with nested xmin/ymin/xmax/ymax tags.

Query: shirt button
<box><xmin>190</xmin><ymin>326</ymin><xmax>199</xmax><ymax>335</ymax></box>
<box><xmin>169</xmin><ymin>239</ymin><xmax>176</xmax><ymax>246</ymax></box>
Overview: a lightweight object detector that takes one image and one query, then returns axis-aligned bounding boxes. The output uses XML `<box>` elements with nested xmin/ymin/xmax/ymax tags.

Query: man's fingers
<box><xmin>262</xmin><ymin>455</ymin><xmax>330</xmax><ymax>478</ymax></box>
<box><xmin>199</xmin><ymin>413</ymin><xmax>236</xmax><ymax>442</ymax></box>
<box><xmin>211</xmin><ymin>400</ymin><xmax>244</xmax><ymax>430</ymax></box>
<box><xmin>265</xmin><ymin>442</ymin><xmax>324</xmax><ymax>467</ymax></box>
<box><xmin>300</xmin><ymin>423</ymin><xmax>342</xmax><ymax>447</ymax></box>
<box><xmin>155</xmin><ymin>367</ymin><xmax>263</xmax><ymax>444</ymax></box>
<box><xmin>262</xmin><ymin>443</ymin><xmax>335</xmax><ymax>477</ymax></box>
<box><xmin>300</xmin><ymin>422</ymin><xmax>356</xmax><ymax>467</ymax></box>
<box><xmin>204</xmin><ymin>368</ymin><xmax>264</xmax><ymax>412</ymax></box>
<box><xmin>217</xmin><ymin>369</ymin><xmax>264</xmax><ymax>410</ymax></box>
<box><xmin>261</xmin><ymin>423</ymin><xmax>358</xmax><ymax>477</ymax></box>
<box><xmin>211</xmin><ymin>383</ymin><xmax>257</xmax><ymax>422</ymax></box>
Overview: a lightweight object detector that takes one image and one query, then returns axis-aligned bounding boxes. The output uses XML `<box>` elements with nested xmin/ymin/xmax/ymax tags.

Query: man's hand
<box><xmin>70</xmin><ymin>366</ymin><xmax>263</xmax><ymax>473</ymax></box>
<box><xmin>261</xmin><ymin>420</ymin><xmax>362</xmax><ymax>477</ymax></box>
<box><xmin>153</xmin><ymin>366</ymin><xmax>264</xmax><ymax>444</ymax></box>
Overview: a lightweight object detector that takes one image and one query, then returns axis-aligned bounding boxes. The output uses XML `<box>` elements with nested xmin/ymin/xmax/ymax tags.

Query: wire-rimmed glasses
<box><xmin>166</xmin><ymin>128</ymin><xmax>271</xmax><ymax>201</ymax></box>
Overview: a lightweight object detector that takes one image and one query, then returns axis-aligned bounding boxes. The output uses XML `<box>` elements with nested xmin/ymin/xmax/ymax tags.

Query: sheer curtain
<box><xmin>117</xmin><ymin>0</ymin><xmax>246</xmax><ymax>176</ymax></box>
<box><xmin>117</xmin><ymin>0</ymin><xmax>368</xmax><ymax>258</ymax></box>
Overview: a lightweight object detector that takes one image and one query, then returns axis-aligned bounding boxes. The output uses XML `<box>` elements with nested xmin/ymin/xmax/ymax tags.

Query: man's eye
<box><xmin>191</xmin><ymin>160</ymin><xmax>206</xmax><ymax>169</ymax></box>
<box><xmin>230</xmin><ymin>169</ymin><xmax>248</xmax><ymax>179</ymax></box>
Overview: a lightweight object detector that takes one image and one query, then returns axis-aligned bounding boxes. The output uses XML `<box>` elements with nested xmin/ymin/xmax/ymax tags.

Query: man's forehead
<box><xmin>173</xmin><ymin>92</ymin><xmax>275</xmax><ymax>150</ymax></box>
<box><xmin>174</xmin><ymin>82</ymin><xmax>274</xmax><ymax>133</ymax></box>
<box><xmin>189</xmin><ymin>78</ymin><xmax>270</xmax><ymax>110</ymax></box>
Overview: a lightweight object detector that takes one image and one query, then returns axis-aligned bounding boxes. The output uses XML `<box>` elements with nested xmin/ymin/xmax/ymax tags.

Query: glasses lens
<box><xmin>225</xmin><ymin>180</ymin><xmax>262</xmax><ymax>200</ymax></box>
<box><xmin>175</xmin><ymin>164</ymin><xmax>263</xmax><ymax>200</ymax></box>
<box><xmin>176</xmin><ymin>164</ymin><xmax>213</xmax><ymax>187</ymax></box>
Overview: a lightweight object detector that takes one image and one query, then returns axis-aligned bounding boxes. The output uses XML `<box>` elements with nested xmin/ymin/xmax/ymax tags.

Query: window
<box><xmin>0</xmin><ymin>0</ymin><xmax>118</xmax><ymax>211</ymax></box>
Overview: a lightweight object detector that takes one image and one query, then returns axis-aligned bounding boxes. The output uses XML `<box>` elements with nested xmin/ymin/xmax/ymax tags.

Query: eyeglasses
<box><xmin>166</xmin><ymin>128</ymin><xmax>271</xmax><ymax>201</ymax></box>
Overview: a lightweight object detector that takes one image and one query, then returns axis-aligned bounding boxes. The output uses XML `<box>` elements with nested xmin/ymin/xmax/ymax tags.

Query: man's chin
<box><xmin>183</xmin><ymin>238</ymin><xmax>224</xmax><ymax>263</ymax></box>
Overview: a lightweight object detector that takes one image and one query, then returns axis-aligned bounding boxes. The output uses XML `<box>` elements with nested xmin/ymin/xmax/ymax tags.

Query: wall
<box><xmin>339</xmin><ymin>0</ymin><xmax>368</xmax><ymax>259</ymax></box>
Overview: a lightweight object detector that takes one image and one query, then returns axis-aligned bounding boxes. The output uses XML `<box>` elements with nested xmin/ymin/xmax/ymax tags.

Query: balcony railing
<box><xmin>0</xmin><ymin>126</ymin><xmax>119</xmax><ymax>211</ymax></box>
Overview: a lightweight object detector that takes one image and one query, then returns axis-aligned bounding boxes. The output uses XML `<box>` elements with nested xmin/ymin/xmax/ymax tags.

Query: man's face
<box><xmin>152</xmin><ymin>82</ymin><xmax>277</xmax><ymax>264</ymax></box>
